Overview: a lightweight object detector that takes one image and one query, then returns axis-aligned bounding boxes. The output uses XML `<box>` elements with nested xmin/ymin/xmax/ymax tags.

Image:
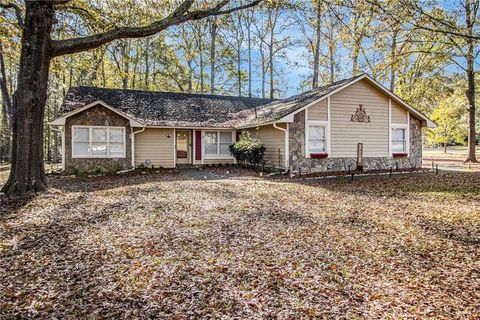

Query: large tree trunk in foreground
<box><xmin>1</xmin><ymin>2</ymin><xmax>53</xmax><ymax>195</ymax></box>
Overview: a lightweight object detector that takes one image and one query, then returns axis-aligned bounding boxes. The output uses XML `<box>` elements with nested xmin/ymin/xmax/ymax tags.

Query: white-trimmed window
<box><xmin>204</xmin><ymin>131</ymin><xmax>233</xmax><ymax>157</ymax></box>
<box><xmin>391</xmin><ymin>127</ymin><xmax>407</xmax><ymax>153</ymax></box>
<box><xmin>308</xmin><ymin>124</ymin><xmax>327</xmax><ymax>153</ymax></box>
<box><xmin>72</xmin><ymin>126</ymin><xmax>126</xmax><ymax>158</ymax></box>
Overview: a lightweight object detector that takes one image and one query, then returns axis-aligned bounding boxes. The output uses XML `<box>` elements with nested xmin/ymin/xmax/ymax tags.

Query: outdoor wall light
<box><xmin>166</xmin><ymin>133</ymin><xmax>171</xmax><ymax>138</ymax></box>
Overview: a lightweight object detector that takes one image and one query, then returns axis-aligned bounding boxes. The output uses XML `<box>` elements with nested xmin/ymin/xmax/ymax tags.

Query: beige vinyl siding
<box><xmin>391</xmin><ymin>100</ymin><xmax>408</xmax><ymax>124</ymax></box>
<box><xmin>135</xmin><ymin>128</ymin><xmax>175</xmax><ymax>168</ymax></box>
<box><xmin>243</xmin><ymin>124</ymin><xmax>285</xmax><ymax>167</ymax></box>
<box><xmin>330</xmin><ymin>79</ymin><xmax>389</xmax><ymax>157</ymax></box>
<box><xmin>307</xmin><ymin>99</ymin><xmax>328</xmax><ymax>121</ymax></box>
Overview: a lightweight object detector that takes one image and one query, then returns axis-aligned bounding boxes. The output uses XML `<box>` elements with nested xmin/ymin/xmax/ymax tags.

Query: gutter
<box><xmin>272</xmin><ymin>123</ymin><xmax>289</xmax><ymax>174</ymax></box>
<box><xmin>131</xmin><ymin>127</ymin><xmax>146</xmax><ymax>169</ymax></box>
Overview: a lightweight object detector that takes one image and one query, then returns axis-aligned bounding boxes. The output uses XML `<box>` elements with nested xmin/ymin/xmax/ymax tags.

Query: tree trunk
<box><xmin>390</xmin><ymin>29</ymin><xmax>398</xmax><ymax>92</ymax></box>
<box><xmin>0</xmin><ymin>41</ymin><xmax>12</xmax><ymax>162</ymax></box>
<box><xmin>144</xmin><ymin>39</ymin><xmax>150</xmax><ymax>90</ymax></box>
<box><xmin>2</xmin><ymin>1</ymin><xmax>54</xmax><ymax>195</ymax></box>
<box><xmin>268</xmin><ymin>12</ymin><xmax>274</xmax><ymax>99</ymax></box>
<box><xmin>198</xmin><ymin>32</ymin><xmax>204</xmax><ymax>93</ymax></box>
<box><xmin>465</xmin><ymin>0</ymin><xmax>478</xmax><ymax>163</ymax></box>
<box><xmin>210</xmin><ymin>18</ymin><xmax>217</xmax><ymax>95</ymax></box>
<box><xmin>312</xmin><ymin>1</ymin><xmax>321</xmax><ymax>89</ymax></box>
<box><xmin>53</xmin><ymin>98</ymin><xmax>58</xmax><ymax>163</ymax></box>
<box><xmin>247</xmin><ymin>13</ymin><xmax>252</xmax><ymax>97</ymax></box>
<box><xmin>260</xmin><ymin>41</ymin><xmax>266</xmax><ymax>98</ymax></box>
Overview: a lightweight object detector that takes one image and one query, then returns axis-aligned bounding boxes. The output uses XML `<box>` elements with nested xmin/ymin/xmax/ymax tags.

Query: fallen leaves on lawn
<box><xmin>0</xmin><ymin>168</ymin><xmax>479</xmax><ymax>318</ymax></box>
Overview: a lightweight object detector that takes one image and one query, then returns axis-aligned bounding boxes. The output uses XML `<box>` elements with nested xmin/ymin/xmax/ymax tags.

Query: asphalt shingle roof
<box><xmin>227</xmin><ymin>75</ymin><xmax>364</xmax><ymax>128</ymax></box>
<box><xmin>61</xmin><ymin>75</ymin><xmax>364</xmax><ymax>128</ymax></box>
<box><xmin>61</xmin><ymin>87</ymin><xmax>273</xmax><ymax>128</ymax></box>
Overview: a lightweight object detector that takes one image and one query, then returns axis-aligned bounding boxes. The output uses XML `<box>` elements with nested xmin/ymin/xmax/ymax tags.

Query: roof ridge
<box><xmin>73</xmin><ymin>86</ymin><xmax>275</xmax><ymax>102</ymax></box>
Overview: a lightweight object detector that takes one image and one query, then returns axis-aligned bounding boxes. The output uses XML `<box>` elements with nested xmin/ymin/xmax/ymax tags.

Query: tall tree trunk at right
<box><xmin>465</xmin><ymin>0</ymin><xmax>478</xmax><ymax>163</ymax></box>
<box><xmin>2</xmin><ymin>1</ymin><xmax>54</xmax><ymax>195</ymax></box>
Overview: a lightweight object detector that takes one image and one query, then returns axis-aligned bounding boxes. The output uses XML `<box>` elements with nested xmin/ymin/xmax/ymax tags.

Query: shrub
<box><xmin>229</xmin><ymin>132</ymin><xmax>266</xmax><ymax>166</ymax></box>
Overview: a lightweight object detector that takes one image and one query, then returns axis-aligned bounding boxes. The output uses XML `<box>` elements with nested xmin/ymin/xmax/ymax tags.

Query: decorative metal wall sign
<box><xmin>351</xmin><ymin>104</ymin><xmax>371</xmax><ymax>123</ymax></box>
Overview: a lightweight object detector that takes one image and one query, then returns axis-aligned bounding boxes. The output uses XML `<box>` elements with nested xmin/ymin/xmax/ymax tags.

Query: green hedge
<box><xmin>229</xmin><ymin>132</ymin><xmax>266</xmax><ymax>166</ymax></box>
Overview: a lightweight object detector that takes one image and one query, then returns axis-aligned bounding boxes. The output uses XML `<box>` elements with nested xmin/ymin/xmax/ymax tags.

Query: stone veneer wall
<box><xmin>64</xmin><ymin>104</ymin><xmax>132</xmax><ymax>174</ymax></box>
<box><xmin>288</xmin><ymin>110</ymin><xmax>422</xmax><ymax>173</ymax></box>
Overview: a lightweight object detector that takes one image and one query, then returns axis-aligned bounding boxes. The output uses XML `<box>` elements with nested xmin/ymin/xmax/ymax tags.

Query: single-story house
<box><xmin>49</xmin><ymin>73</ymin><xmax>436</xmax><ymax>174</ymax></box>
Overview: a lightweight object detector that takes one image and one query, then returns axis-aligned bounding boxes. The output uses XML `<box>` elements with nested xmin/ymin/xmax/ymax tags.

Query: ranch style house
<box><xmin>49</xmin><ymin>73</ymin><xmax>436</xmax><ymax>174</ymax></box>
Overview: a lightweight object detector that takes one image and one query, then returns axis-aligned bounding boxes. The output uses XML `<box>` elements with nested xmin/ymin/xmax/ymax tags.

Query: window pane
<box><xmin>392</xmin><ymin>128</ymin><xmax>405</xmax><ymax>140</ymax></box>
<box><xmin>205</xmin><ymin>132</ymin><xmax>218</xmax><ymax>155</ymax></box>
<box><xmin>92</xmin><ymin>128</ymin><xmax>107</xmax><ymax>142</ymax></box>
<box><xmin>110</xmin><ymin>142</ymin><xmax>124</xmax><ymax>157</ymax></box>
<box><xmin>309</xmin><ymin>139</ymin><xmax>326</xmax><ymax>153</ymax></box>
<box><xmin>92</xmin><ymin>143</ymin><xmax>107</xmax><ymax>156</ymax></box>
<box><xmin>220</xmin><ymin>144</ymin><xmax>231</xmax><ymax>155</ymax></box>
<box><xmin>309</xmin><ymin>126</ymin><xmax>325</xmax><ymax>139</ymax></box>
<box><xmin>219</xmin><ymin>132</ymin><xmax>232</xmax><ymax>155</ymax></box>
<box><xmin>392</xmin><ymin>140</ymin><xmax>406</xmax><ymax>153</ymax></box>
<box><xmin>73</xmin><ymin>142</ymin><xmax>89</xmax><ymax>156</ymax></box>
<box><xmin>110</xmin><ymin>128</ymin><xmax>123</xmax><ymax>142</ymax></box>
<box><xmin>205</xmin><ymin>132</ymin><xmax>217</xmax><ymax>144</ymax></box>
<box><xmin>219</xmin><ymin>132</ymin><xmax>232</xmax><ymax>143</ymax></box>
<box><xmin>205</xmin><ymin>144</ymin><xmax>217</xmax><ymax>155</ymax></box>
<box><xmin>73</xmin><ymin>128</ymin><xmax>89</xmax><ymax>142</ymax></box>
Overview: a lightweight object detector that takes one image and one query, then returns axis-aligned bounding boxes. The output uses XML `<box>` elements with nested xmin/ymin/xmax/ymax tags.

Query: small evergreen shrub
<box><xmin>229</xmin><ymin>132</ymin><xmax>266</xmax><ymax>166</ymax></box>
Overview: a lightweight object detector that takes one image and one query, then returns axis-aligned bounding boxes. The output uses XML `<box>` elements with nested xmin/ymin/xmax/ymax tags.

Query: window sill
<box><xmin>309</xmin><ymin>153</ymin><xmax>329</xmax><ymax>159</ymax></box>
<box><xmin>204</xmin><ymin>155</ymin><xmax>234</xmax><ymax>160</ymax></box>
<box><xmin>72</xmin><ymin>156</ymin><xmax>126</xmax><ymax>159</ymax></box>
<box><xmin>392</xmin><ymin>153</ymin><xmax>408</xmax><ymax>158</ymax></box>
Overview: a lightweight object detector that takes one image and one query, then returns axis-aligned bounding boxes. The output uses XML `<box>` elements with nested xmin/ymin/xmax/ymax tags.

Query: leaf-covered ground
<box><xmin>1</xmin><ymin>167</ymin><xmax>479</xmax><ymax>319</ymax></box>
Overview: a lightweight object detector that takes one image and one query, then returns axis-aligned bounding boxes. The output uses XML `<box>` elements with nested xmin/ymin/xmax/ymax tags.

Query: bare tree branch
<box><xmin>0</xmin><ymin>2</ymin><xmax>24</xmax><ymax>29</ymax></box>
<box><xmin>52</xmin><ymin>0</ymin><xmax>262</xmax><ymax>57</ymax></box>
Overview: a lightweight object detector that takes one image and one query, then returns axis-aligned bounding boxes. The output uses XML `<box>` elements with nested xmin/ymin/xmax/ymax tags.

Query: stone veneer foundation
<box><xmin>288</xmin><ymin>111</ymin><xmax>422</xmax><ymax>173</ymax></box>
<box><xmin>64</xmin><ymin>104</ymin><xmax>132</xmax><ymax>174</ymax></box>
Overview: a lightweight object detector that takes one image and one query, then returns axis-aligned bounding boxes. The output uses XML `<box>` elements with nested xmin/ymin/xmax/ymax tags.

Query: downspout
<box><xmin>273</xmin><ymin>123</ymin><xmax>289</xmax><ymax>174</ymax></box>
<box><xmin>131</xmin><ymin>127</ymin><xmax>146</xmax><ymax>169</ymax></box>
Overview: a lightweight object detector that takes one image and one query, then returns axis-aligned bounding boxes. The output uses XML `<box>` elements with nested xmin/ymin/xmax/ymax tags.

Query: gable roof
<box><xmin>58</xmin><ymin>86</ymin><xmax>273</xmax><ymax>128</ymax></box>
<box><xmin>51</xmin><ymin>74</ymin><xmax>435</xmax><ymax>129</ymax></box>
<box><xmin>227</xmin><ymin>75</ymin><xmax>364</xmax><ymax>128</ymax></box>
<box><xmin>231</xmin><ymin>74</ymin><xmax>436</xmax><ymax>128</ymax></box>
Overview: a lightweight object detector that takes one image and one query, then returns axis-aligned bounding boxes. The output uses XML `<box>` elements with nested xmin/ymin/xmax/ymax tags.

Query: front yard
<box><xmin>0</xmin><ymin>167</ymin><xmax>479</xmax><ymax>318</ymax></box>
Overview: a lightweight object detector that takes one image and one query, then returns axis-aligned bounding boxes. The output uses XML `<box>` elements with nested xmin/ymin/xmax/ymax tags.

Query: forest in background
<box><xmin>0</xmin><ymin>0</ymin><xmax>479</xmax><ymax>163</ymax></box>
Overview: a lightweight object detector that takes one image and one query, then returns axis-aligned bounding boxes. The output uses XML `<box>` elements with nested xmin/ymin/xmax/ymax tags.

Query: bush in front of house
<box><xmin>229</xmin><ymin>132</ymin><xmax>266</xmax><ymax>166</ymax></box>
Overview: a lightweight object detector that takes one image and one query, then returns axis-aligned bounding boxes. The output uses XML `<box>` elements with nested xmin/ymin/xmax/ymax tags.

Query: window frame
<box><xmin>71</xmin><ymin>125</ymin><xmax>126</xmax><ymax>159</ymax></box>
<box><xmin>305</xmin><ymin>120</ymin><xmax>329</xmax><ymax>158</ymax></box>
<box><xmin>390</xmin><ymin>124</ymin><xmax>409</xmax><ymax>155</ymax></box>
<box><xmin>203</xmin><ymin>130</ymin><xmax>235</xmax><ymax>159</ymax></box>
